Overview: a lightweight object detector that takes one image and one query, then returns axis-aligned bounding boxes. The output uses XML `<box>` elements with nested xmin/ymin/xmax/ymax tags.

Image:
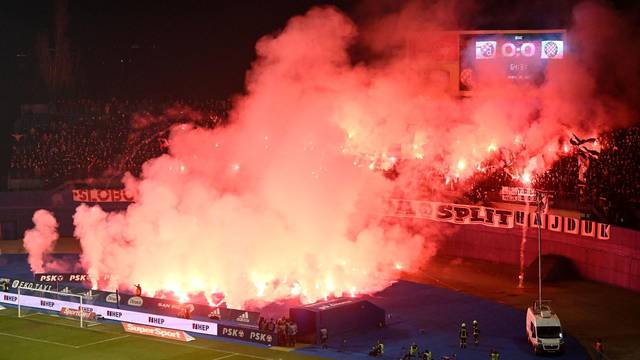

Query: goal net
<box><xmin>17</xmin><ymin>286</ymin><xmax>97</xmax><ymax>327</ymax></box>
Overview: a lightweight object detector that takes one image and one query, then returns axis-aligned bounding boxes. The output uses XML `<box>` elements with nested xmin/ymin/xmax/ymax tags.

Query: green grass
<box><xmin>0</xmin><ymin>307</ymin><xmax>325</xmax><ymax>360</ymax></box>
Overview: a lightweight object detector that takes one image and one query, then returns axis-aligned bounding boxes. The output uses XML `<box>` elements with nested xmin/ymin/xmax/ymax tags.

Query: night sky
<box><xmin>0</xmin><ymin>0</ymin><xmax>638</xmax><ymax>184</ymax></box>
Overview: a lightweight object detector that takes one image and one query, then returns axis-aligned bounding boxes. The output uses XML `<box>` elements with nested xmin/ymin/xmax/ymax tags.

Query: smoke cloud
<box><xmin>53</xmin><ymin>1</ymin><xmax>639</xmax><ymax>307</ymax></box>
<box><xmin>23</xmin><ymin>210</ymin><xmax>59</xmax><ymax>273</ymax></box>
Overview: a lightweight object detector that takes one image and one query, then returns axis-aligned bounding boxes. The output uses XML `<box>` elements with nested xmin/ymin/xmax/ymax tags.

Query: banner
<box><xmin>2</xmin><ymin>279</ymin><xmax>259</xmax><ymax>326</ymax></box>
<box><xmin>1</xmin><ymin>278</ymin><xmax>53</xmax><ymax>292</ymax></box>
<box><xmin>82</xmin><ymin>287</ymin><xmax>259</xmax><ymax>325</ymax></box>
<box><xmin>0</xmin><ymin>292</ymin><xmax>218</xmax><ymax>337</ymax></box>
<box><xmin>34</xmin><ymin>273</ymin><xmax>111</xmax><ymax>283</ymax></box>
<box><xmin>386</xmin><ymin>199</ymin><xmax>514</xmax><ymax>228</ymax></box>
<box><xmin>500</xmin><ymin>186</ymin><xmax>538</xmax><ymax>203</ymax></box>
<box><xmin>60</xmin><ymin>307</ymin><xmax>97</xmax><ymax>320</ymax></box>
<box><xmin>385</xmin><ymin>199</ymin><xmax>611</xmax><ymax>239</ymax></box>
<box><xmin>122</xmin><ymin>322</ymin><xmax>195</xmax><ymax>342</ymax></box>
<box><xmin>217</xmin><ymin>324</ymin><xmax>275</xmax><ymax>346</ymax></box>
<box><xmin>103</xmin><ymin>292</ymin><xmax>260</xmax><ymax>326</ymax></box>
<box><xmin>208</xmin><ymin>307</ymin><xmax>260</xmax><ymax>327</ymax></box>
<box><xmin>72</xmin><ymin>189</ymin><xmax>134</xmax><ymax>203</ymax></box>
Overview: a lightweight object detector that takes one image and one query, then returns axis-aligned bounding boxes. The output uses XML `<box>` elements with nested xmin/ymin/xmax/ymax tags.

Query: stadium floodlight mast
<box><xmin>17</xmin><ymin>286</ymin><xmax>85</xmax><ymax>328</ymax></box>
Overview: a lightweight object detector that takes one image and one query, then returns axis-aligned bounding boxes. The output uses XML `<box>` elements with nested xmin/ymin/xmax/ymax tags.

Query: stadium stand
<box><xmin>10</xmin><ymin>99</ymin><xmax>229</xmax><ymax>188</ymax></box>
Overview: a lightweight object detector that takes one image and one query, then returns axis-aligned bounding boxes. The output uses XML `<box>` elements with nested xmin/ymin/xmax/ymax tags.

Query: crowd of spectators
<box><xmin>8</xmin><ymin>99</ymin><xmax>640</xmax><ymax>227</ymax></box>
<box><xmin>581</xmin><ymin>128</ymin><xmax>640</xmax><ymax>223</ymax></box>
<box><xmin>10</xmin><ymin>98</ymin><xmax>229</xmax><ymax>186</ymax></box>
<box><xmin>529</xmin><ymin>128</ymin><xmax>640</xmax><ymax>226</ymax></box>
<box><xmin>258</xmin><ymin>316</ymin><xmax>298</xmax><ymax>347</ymax></box>
<box><xmin>461</xmin><ymin>127</ymin><xmax>640</xmax><ymax>227</ymax></box>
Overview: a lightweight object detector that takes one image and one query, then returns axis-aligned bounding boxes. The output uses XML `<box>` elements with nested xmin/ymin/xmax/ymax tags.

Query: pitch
<box><xmin>0</xmin><ymin>307</ymin><xmax>319</xmax><ymax>360</ymax></box>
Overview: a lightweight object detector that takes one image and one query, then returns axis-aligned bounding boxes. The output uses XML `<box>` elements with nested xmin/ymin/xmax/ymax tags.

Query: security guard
<box><xmin>409</xmin><ymin>343</ymin><xmax>418</xmax><ymax>357</ymax></box>
<box><xmin>472</xmin><ymin>320</ymin><xmax>480</xmax><ymax>346</ymax></box>
<box><xmin>422</xmin><ymin>349</ymin><xmax>433</xmax><ymax>360</ymax></box>
<box><xmin>489</xmin><ymin>348</ymin><xmax>500</xmax><ymax>360</ymax></box>
<box><xmin>369</xmin><ymin>340</ymin><xmax>384</xmax><ymax>356</ymax></box>
<box><xmin>459</xmin><ymin>322</ymin><xmax>468</xmax><ymax>349</ymax></box>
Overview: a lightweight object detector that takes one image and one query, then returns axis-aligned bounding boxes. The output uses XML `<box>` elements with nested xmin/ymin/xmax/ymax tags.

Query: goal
<box><xmin>17</xmin><ymin>286</ymin><xmax>94</xmax><ymax>327</ymax></box>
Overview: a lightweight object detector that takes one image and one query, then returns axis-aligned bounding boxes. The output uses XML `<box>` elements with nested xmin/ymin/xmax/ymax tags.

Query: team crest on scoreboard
<box><xmin>541</xmin><ymin>41</ymin><xmax>564</xmax><ymax>59</ymax></box>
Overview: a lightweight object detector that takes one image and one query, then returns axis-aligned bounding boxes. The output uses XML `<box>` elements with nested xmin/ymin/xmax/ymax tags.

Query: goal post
<box><xmin>17</xmin><ymin>286</ymin><xmax>86</xmax><ymax>327</ymax></box>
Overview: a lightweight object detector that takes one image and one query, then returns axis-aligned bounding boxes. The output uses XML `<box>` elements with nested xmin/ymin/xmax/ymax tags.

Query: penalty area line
<box><xmin>123</xmin><ymin>334</ymin><xmax>274</xmax><ymax>360</ymax></box>
<box><xmin>0</xmin><ymin>331</ymin><xmax>78</xmax><ymax>349</ymax></box>
<box><xmin>77</xmin><ymin>334</ymin><xmax>130</xmax><ymax>348</ymax></box>
<box><xmin>212</xmin><ymin>354</ymin><xmax>237</xmax><ymax>360</ymax></box>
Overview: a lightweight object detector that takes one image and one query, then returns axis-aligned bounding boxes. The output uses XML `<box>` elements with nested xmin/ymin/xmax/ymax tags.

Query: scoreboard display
<box><xmin>459</xmin><ymin>30</ymin><xmax>565</xmax><ymax>91</ymax></box>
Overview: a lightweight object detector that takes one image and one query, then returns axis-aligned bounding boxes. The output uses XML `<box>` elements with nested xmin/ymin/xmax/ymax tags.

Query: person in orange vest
<box><xmin>135</xmin><ymin>284</ymin><xmax>142</xmax><ymax>296</ymax></box>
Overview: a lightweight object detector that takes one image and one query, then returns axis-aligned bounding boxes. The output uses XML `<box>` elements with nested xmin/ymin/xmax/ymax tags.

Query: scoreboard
<box><xmin>458</xmin><ymin>30</ymin><xmax>565</xmax><ymax>92</ymax></box>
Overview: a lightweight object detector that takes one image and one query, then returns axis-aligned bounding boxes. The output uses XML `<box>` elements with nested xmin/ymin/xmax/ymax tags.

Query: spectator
<box><xmin>267</xmin><ymin>318</ymin><xmax>276</xmax><ymax>333</ymax></box>
<box><xmin>10</xmin><ymin>98</ymin><xmax>229</xmax><ymax>187</ymax></box>
<box><xmin>287</xmin><ymin>320</ymin><xmax>298</xmax><ymax>347</ymax></box>
<box><xmin>320</xmin><ymin>327</ymin><xmax>328</xmax><ymax>349</ymax></box>
<box><xmin>594</xmin><ymin>338</ymin><xmax>604</xmax><ymax>360</ymax></box>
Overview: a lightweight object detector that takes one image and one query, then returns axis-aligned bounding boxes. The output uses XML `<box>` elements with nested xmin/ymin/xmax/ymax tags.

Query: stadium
<box><xmin>1</xmin><ymin>1</ymin><xmax>639</xmax><ymax>360</ymax></box>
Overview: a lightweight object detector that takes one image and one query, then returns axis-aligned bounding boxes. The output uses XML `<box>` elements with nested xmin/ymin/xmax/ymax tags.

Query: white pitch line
<box><xmin>213</xmin><ymin>354</ymin><xmax>237</xmax><ymax>360</ymax></box>
<box><xmin>0</xmin><ymin>331</ymin><xmax>77</xmax><ymax>348</ymax></box>
<box><xmin>77</xmin><ymin>334</ymin><xmax>130</xmax><ymax>348</ymax></box>
<box><xmin>20</xmin><ymin>312</ymin><xmax>39</xmax><ymax>318</ymax></box>
<box><xmin>124</xmin><ymin>335</ymin><xmax>273</xmax><ymax>360</ymax></box>
<box><xmin>11</xmin><ymin>312</ymin><xmax>272</xmax><ymax>360</ymax></box>
<box><xmin>19</xmin><ymin>314</ymin><xmax>123</xmax><ymax>336</ymax></box>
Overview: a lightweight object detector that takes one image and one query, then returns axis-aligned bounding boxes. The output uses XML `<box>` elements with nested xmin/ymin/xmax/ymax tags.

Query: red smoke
<box><xmin>32</xmin><ymin>2</ymin><xmax>640</xmax><ymax>307</ymax></box>
<box><xmin>23</xmin><ymin>210</ymin><xmax>59</xmax><ymax>273</ymax></box>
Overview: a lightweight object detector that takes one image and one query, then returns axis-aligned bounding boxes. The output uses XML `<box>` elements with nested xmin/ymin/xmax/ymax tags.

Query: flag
<box><xmin>540</xmin><ymin>193</ymin><xmax>549</xmax><ymax>214</ymax></box>
<box><xmin>571</xmin><ymin>134</ymin><xmax>600</xmax><ymax>160</ymax></box>
<box><xmin>536</xmin><ymin>192</ymin><xmax>549</xmax><ymax>214</ymax></box>
<box><xmin>570</xmin><ymin>134</ymin><xmax>597</xmax><ymax>146</ymax></box>
<box><xmin>578</xmin><ymin>156</ymin><xmax>589</xmax><ymax>183</ymax></box>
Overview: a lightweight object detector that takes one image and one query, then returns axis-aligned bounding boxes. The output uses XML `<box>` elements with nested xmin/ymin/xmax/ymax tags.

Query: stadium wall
<box><xmin>0</xmin><ymin>190</ymin><xmax>128</xmax><ymax>240</ymax></box>
<box><xmin>436</xmin><ymin>223</ymin><xmax>640</xmax><ymax>292</ymax></box>
<box><xmin>1</xmin><ymin>191</ymin><xmax>638</xmax><ymax>292</ymax></box>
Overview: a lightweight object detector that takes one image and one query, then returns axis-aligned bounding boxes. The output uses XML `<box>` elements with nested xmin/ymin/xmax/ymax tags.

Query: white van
<box><xmin>526</xmin><ymin>300</ymin><xmax>565</xmax><ymax>355</ymax></box>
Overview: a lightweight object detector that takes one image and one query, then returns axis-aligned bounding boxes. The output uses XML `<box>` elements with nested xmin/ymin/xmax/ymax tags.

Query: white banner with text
<box><xmin>0</xmin><ymin>293</ymin><xmax>217</xmax><ymax>336</ymax></box>
<box><xmin>385</xmin><ymin>199</ymin><xmax>610</xmax><ymax>240</ymax></box>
